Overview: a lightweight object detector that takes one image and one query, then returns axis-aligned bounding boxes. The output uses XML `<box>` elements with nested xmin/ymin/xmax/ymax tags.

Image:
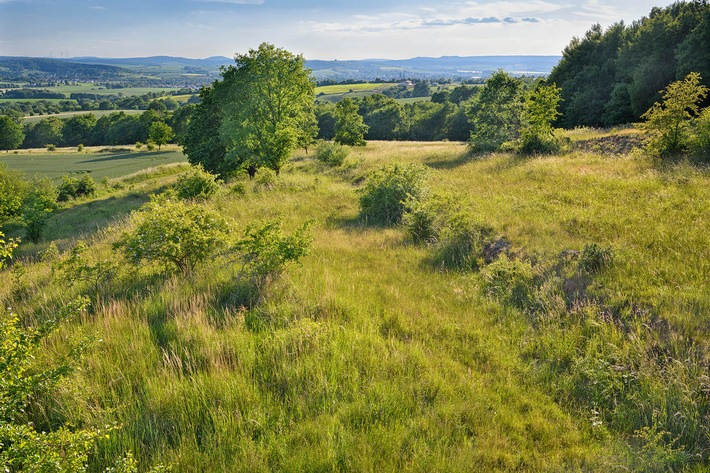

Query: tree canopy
<box><xmin>184</xmin><ymin>43</ymin><xmax>316</xmax><ymax>176</ymax></box>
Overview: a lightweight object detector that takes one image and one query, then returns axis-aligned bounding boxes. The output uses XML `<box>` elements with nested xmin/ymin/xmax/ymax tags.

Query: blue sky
<box><xmin>0</xmin><ymin>0</ymin><xmax>668</xmax><ymax>59</ymax></box>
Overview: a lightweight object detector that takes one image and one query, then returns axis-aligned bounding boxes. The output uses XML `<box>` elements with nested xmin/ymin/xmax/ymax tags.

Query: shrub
<box><xmin>481</xmin><ymin>255</ymin><xmax>538</xmax><ymax>311</ymax></box>
<box><xmin>46</xmin><ymin>144</ymin><xmax>56</xmax><ymax>152</ymax></box>
<box><xmin>21</xmin><ymin>178</ymin><xmax>58</xmax><ymax>243</ymax></box>
<box><xmin>692</xmin><ymin>106</ymin><xmax>710</xmax><ymax>163</ymax></box>
<box><xmin>174</xmin><ymin>166</ymin><xmax>220</xmax><ymax>200</ymax></box>
<box><xmin>359</xmin><ymin>163</ymin><xmax>429</xmax><ymax>225</ymax></box>
<box><xmin>315</xmin><ymin>141</ymin><xmax>349</xmax><ymax>166</ymax></box>
<box><xmin>57</xmin><ymin>174</ymin><xmax>96</xmax><ymax>202</ymax></box>
<box><xmin>235</xmin><ymin>220</ymin><xmax>313</xmax><ymax>289</ymax></box>
<box><xmin>116</xmin><ymin>196</ymin><xmax>231</xmax><ymax>273</ymax></box>
<box><xmin>579</xmin><ymin>242</ymin><xmax>614</xmax><ymax>274</ymax></box>
<box><xmin>77</xmin><ymin>143</ymin><xmax>84</xmax><ymax>152</ymax></box>
<box><xmin>432</xmin><ymin>213</ymin><xmax>495</xmax><ymax>271</ymax></box>
<box><xmin>254</xmin><ymin>167</ymin><xmax>278</xmax><ymax>190</ymax></box>
<box><xmin>0</xmin><ymin>231</ymin><xmax>18</xmax><ymax>270</ymax></box>
<box><xmin>517</xmin><ymin>132</ymin><xmax>562</xmax><ymax>155</ymax></box>
<box><xmin>56</xmin><ymin>242</ymin><xmax>118</xmax><ymax>295</ymax></box>
<box><xmin>402</xmin><ymin>192</ymin><xmax>457</xmax><ymax>244</ymax></box>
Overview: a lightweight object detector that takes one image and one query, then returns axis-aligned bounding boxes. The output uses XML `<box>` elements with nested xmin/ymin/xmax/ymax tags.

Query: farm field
<box><xmin>315</xmin><ymin>82</ymin><xmax>397</xmax><ymax>103</ymax></box>
<box><xmin>2</xmin><ymin>135</ymin><xmax>709</xmax><ymax>471</ymax></box>
<box><xmin>0</xmin><ymin>145</ymin><xmax>187</xmax><ymax>181</ymax></box>
<box><xmin>22</xmin><ymin>109</ymin><xmax>143</xmax><ymax>123</ymax></box>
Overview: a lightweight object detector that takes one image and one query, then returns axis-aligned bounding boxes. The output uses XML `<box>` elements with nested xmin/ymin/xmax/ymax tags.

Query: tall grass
<box><xmin>1</xmin><ymin>135</ymin><xmax>708</xmax><ymax>471</ymax></box>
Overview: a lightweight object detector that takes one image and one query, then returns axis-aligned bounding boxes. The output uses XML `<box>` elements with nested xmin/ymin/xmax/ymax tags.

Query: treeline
<box><xmin>0</xmin><ymin>90</ymin><xmax>192</xmax><ymax>117</ymax></box>
<box><xmin>550</xmin><ymin>0</ymin><xmax>710</xmax><ymax>127</ymax></box>
<box><xmin>15</xmin><ymin>105</ymin><xmax>191</xmax><ymax>148</ymax></box>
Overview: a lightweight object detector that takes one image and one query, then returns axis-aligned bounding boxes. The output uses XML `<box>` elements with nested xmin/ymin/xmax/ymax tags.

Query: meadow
<box><xmin>0</xmin><ymin>145</ymin><xmax>186</xmax><ymax>181</ymax></box>
<box><xmin>1</xmin><ymin>134</ymin><xmax>709</xmax><ymax>471</ymax></box>
<box><xmin>22</xmin><ymin>109</ymin><xmax>143</xmax><ymax>123</ymax></box>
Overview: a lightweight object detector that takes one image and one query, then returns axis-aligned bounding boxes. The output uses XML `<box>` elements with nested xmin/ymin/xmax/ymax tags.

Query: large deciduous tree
<box><xmin>184</xmin><ymin>43</ymin><xmax>316</xmax><ymax>176</ymax></box>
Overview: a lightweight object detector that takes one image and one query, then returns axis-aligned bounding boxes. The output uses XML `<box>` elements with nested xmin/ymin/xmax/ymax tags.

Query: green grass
<box><xmin>1</xmin><ymin>136</ymin><xmax>709</xmax><ymax>471</ymax></box>
<box><xmin>315</xmin><ymin>82</ymin><xmax>396</xmax><ymax>103</ymax></box>
<box><xmin>0</xmin><ymin>146</ymin><xmax>187</xmax><ymax>181</ymax></box>
<box><xmin>22</xmin><ymin>109</ymin><xmax>143</xmax><ymax>123</ymax></box>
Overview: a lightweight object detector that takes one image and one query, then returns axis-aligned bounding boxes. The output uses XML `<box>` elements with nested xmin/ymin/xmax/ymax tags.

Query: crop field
<box><xmin>0</xmin><ymin>145</ymin><xmax>187</xmax><ymax>181</ymax></box>
<box><xmin>22</xmin><ymin>109</ymin><xmax>143</xmax><ymax>123</ymax></box>
<box><xmin>315</xmin><ymin>82</ymin><xmax>397</xmax><ymax>103</ymax></box>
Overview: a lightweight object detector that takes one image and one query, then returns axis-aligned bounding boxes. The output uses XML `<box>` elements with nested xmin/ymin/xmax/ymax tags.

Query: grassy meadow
<box><xmin>22</xmin><ymin>109</ymin><xmax>144</xmax><ymax>123</ymax></box>
<box><xmin>1</xmin><ymin>134</ymin><xmax>709</xmax><ymax>471</ymax></box>
<box><xmin>0</xmin><ymin>145</ymin><xmax>187</xmax><ymax>181</ymax></box>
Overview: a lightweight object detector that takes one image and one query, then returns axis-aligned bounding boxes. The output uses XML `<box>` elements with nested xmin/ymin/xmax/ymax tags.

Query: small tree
<box><xmin>21</xmin><ymin>177</ymin><xmax>58</xmax><ymax>243</ymax></box>
<box><xmin>334</xmin><ymin>98</ymin><xmax>368</xmax><ymax>146</ymax></box>
<box><xmin>641</xmin><ymin>72</ymin><xmax>709</xmax><ymax>156</ymax></box>
<box><xmin>0</xmin><ymin>116</ymin><xmax>24</xmax><ymax>153</ymax></box>
<box><xmin>174</xmin><ymin>166</ymin><xmax>220</xmax><ymax>200</ymax></box>
<box><xmin>148</xmin><ymin>122</ymin><xmax>174</xmax><ymax>150</ymax></box>
<box><xmin>116</xmin><ymin>196</ymin><xmax>231</xmax><ymax>273</ymax></box>
<box><xmin>518</xmin><ymin>83</ymin><xmax>563</xmax><ymax>155</ymax></box>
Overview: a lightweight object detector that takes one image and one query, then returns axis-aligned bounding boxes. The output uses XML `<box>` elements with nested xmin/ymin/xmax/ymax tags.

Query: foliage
<box><xmin>431</xmin><ymin>213</ymin><xmax>496</xmax><ymax>271</ymax></box>
<box><xmin>359</xmin><ymin>163</ymin><xmax>429</xmax><ymax>225</ymax></box>
<box><xmin>550</xmin><ymin>2</ymin><xmax>710</xmax><ymax>127</ymax></box>
<box><xmin>0</xmin><ymin>298</ymin><xmax>100</xmax><ymax>472</ymax></box>
<box><xmin>0</xmin><ymin>115</ymin><xmax>24</xmax><ymax>152</ymax></box>
<box><xmin>173</xmin><ymin>166</ymin><xmax>220</xmax><ymax>200</ymax></box>
<box><xmin>0</xmin><ymin>231</ymin><xmax>18</xmax><ymax>270</ymax></box>
<box><xmin>467</xmin><ymin>71</ymin><xmax>524</xmax><ymax>152</ymax></box>
<box><xmin>148</xmin><ymin>121</ymin><xmax>174</xmax><ymax>150</ymax></box>
<box><xmin>219</xmin><ymin>43</ymin><xmax>316</xmax><ymax>174</ymax></box>
<box><xmin>0</xmin><ymin>164</ymin><xmax>27</xmax><ymax>223</ymax></box>
<box><xmin>334</xmin><ymin>98</ymin><xmax>368</xmax><ymax>146</ymax></box>
<box><xmin>641</xmin><ymin>72</ymin><xmax>709</xmax><ymax>156</ymax></box>
<box><xmin>235</xmin><ymin>221</ymin><xmax>312</xmax><ymax>288</ymax></box>
<box><xmin>402</xmin><ymin>191</ymin><xmax>459</xmax><ymax>244</ymax></box>
<box><xmin>518</xmin><ymin>84</ymin><xmax>563</xmax><ymax>155</ymax></box>
<box><xmin>481</xmin><ymin>256</ymin><xmax>538</xmax><ymax>311</ymax></box>
<box><xmin>693</xmin><ymin>105</ymin><xmax>710</xmax><ymax>162</ymax></box>
<box><xmin>116</xmin><ymin>196</ymin><xmax>231</xmax><ymax>273</ymax></box>
<box><xmin>57</xmin><ymin>174</ymin><xmax>97</xmax><ymax>201</ymax></box>
<box><xmin>314</xmin><ymin>140</ymin><xmax>349</xmax><ymax>166</ymax></box>
<box><xmin>579</xmin><ymin>242</ymin><xmax>614</xmax><ymax>274</ymax></box>
<box><xmin>21</xmin><ymin>177</ymin><xmax>58</xmax><ymax>243</ymax></box>
<box><xmin>55</xmin><ymin>242</ymin><xmax>118</xmax><ymax>295</ymax></box>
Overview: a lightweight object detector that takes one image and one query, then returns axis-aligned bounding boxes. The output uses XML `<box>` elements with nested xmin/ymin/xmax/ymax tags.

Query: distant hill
<box><xmin>0</xmin><ymin>55</ymin><xmax>561</xmax><ymax>85</ymax></box>
<box><xmin>0</xmin><ymin>57</ymin><xmax>129</xmax><ymax>81</ymax></box>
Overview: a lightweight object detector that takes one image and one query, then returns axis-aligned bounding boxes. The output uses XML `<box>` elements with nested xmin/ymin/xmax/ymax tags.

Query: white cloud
<box><xmin>192</xmin><ymin>0</ymin><xmax>264</xmax><ymax>4</ymax></box>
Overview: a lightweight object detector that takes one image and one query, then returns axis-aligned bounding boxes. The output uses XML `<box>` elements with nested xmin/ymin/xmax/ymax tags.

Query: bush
<box><xmin>174</xmin><ymin>166</ymin><xmax>220</xmax><ymax>200</ymax></box>
<box><xmin>77</xmin><ymin>143</ymin><xmax>84</xmax><ymax>152</ymax></box>
<box><xmin>579</xmin><ymin>242</ymin><xmax>614</xmax><ymax>274</ymax></box>
<box><xmin>21</xmin><ymin>177</ymin><xmax>58</xmax><ymax>243</ymax></box>
<box><xmin>517</xmin><ymin>132</ymin><xmax>562</xmax><ymax>155</ymax></box>
<box><xmin>57</xmin><ymin>174</ymin><xmax>96</xmax><ymax>202</ymax></box>
<box><xmin>359</xmin><ymin>163</ymin><xmax>429</xmax><ymax>225</ymax></box>
<box><xmin>315</xmin><ymin>141</ymin><xmax>349</xmax><ymax>166</ymax></box>
<box><xmin>46</xmin><ymin>144</ymin><xmax>56</xmax><ymax>152</ymax></box>
<box><xmin>692</xmin><ymin>106</ymin><xmax>710</xmax><ymax>163</ymax></box>
<box><xmin>235</xmin><ymin>221</ymin><xmax>313</xmax><ymax>289</ymax></box>
<box><xmin>254</xmin><ymin>167</ymin><xmax>278</xmax><ymax>190</ymax></box>
<box><xmin>116</xmin><ymin>196</ymin><xmax>231</xmax><ymax>273</ymax></box>
<box><xmin>432</xmin><ymin>213</ymin><xmax>495</xmax><ymax>271</ymax></box>
<box><xmin>481</xmin><ymin>255</ymin><xmax>538</xmax><ymax>311</ymax></box>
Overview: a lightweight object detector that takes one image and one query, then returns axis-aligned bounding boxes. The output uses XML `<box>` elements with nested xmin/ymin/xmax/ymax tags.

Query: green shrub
<box><xmin>77</xmin><ymin>143</ymin><xmax>84</xmax><ymax>152</ymax></box>
<box><xmin>0</xmin><ymin>231</ymin><xmax>18</xmax><ymax>270</ymax></box>
<box><xmin>402</xmin><ymin>192</ymin><xmax>457</xmax><ymax>244</ymax></box>
<box><xmin>359</xmin><ymin>163</ymin><xmax>429</xmax><ymax>225</ymax></box>
<box><xmin>580</xmin><ymin>243</ymin><xmax>614</xmax><ymax>274</ymax></box>
<box><xmin>235</xmin><ymin>221</ymin><xmax>313</xmax><ymax>288</ymax></box>
<box><xmin>432</xmin><ymin>213</ymin><xmax>495</xmax><ymax>271</ymax></box>
<box><xmin>57</xmin><ymin>174</ymin><xmax>96</xmax><ymax>202</ymax></box>
<box><xmin>116</xmin><ymin>196</ymin><xmax>231</xmax><ymax>273</ymax></box>
<box><xmin>21</xmin><ymin>177</ymin><xmax>57</xmax><ymax>243</ymax></box>
<box><xmin>46</xmin><ymin>144</ymin><xmax>56</xmax><ymax>152</ymax></box>
<box><xmin>481</xmin><ymin>255</ymin><xmax>538</xmax><ymax>311</ymax></box>
<box><xmin>315</xmin><ymin>141</ymin><xmax>349</xmax><ymax>166</ymax></box>
<box><xmin>254</xmin><ymin>167</ymin><xmax>278</xmax><ymax>190</ymax></box>
<box><xmin>174</xmin><ymin>166</ymin><xmax>220</xmax><ymax>200</ymax></box>
<box><xmin>692</xmin><ymin>106</ymin><xmax>710</xmax><ymax>163</ymax></box>
<box><xmin>517</xmin><ymin>132</ymin><xmax>562</xmax><ymax>156</ymax></box>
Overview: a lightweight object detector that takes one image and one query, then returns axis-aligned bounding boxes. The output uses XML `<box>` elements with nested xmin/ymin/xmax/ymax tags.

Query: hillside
<box><xmin>1</xmin><ymin>135</ymin><xmax>708</xmax><ymax>471</ymax></box>
<box><xmin>0</xmin><ymin>57</ymin><xmax>130</xmax><ymax>81</ymax></box>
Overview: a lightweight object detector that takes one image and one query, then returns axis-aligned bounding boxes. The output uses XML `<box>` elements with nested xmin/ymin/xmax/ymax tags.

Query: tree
<box><xmin>0</xmin><ymin>116</ymin><xmax>24</xmax><ymax>153</ymax></box>
<box><xmin>334</xmin><ymin>98</ymin><xmax>368</xmax><ymax>146</ymax></box>
<box><xmin>518</xmin><ymin>83</ymin><xmax>563</xmax><ymax>155</ymax></box>
<box><xmin>148</xmin><ymin>121</ymin><xmax>174</xmax><ymax>150</ymax></box>
<box><xmin>0</xmin><ymin>165</ymin><xmax>27</xmax><ymax>223</ymax></box>
<box><xmin>22</xmin><ymin>116</ymin><xmax>64</xmax><ymax>148</ymax></box>
<box><xmin>641</xmin><ymin>72</ymin><xmax>708</xmax><ymax>156</ymax></box>
<box><xmin>466</xmin><ymin>71</ymin><xmax>524</xmax><ymax>152</ymax></box>
<box><xmin>61</xmin><ymin>113</ymin><xmax>96</xmax><ymax>147</ymax></box>
<box><xmin>219</xmin><ymin>43</ymin><xmax>316</xmax><ymax>174</ymax></box>
<box><xmin>180</xmin><ymin>86</ymin><xmax>228</xmax><ymax>175</ymax></box>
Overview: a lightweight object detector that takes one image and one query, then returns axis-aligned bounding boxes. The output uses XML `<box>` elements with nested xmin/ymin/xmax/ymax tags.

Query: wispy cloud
<box><xmin>311</xmin><ymin>15</ymin><xmax>542</xmax><ymax>34</ymax></box>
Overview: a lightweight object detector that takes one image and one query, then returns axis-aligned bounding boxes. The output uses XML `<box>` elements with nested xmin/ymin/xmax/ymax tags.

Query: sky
<box><xmin>0</xmin><ymin>0</ymin><xmax>669</xmax><ymax>60</ymax></box>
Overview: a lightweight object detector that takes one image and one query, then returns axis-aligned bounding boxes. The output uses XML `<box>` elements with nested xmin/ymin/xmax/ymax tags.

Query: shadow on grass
<box><xmin>423</xmin><ymin>150</ymin><xmax>476</xmax><ymax>170</ymax></box>
<box><xmin>78</xmin><ymin>151</ymin><xmax>175</xmax><ymax>164</ymax></box>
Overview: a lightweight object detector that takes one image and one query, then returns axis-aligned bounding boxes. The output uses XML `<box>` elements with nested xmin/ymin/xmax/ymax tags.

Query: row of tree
<box><xmin>0</xmin><ymin>106</ymin><xmax>190</xmax><ymax>151</ymax></box>
<box><xmin>550</xmin><ymin>0</ymin><xmax>710</xmax><ymax>127</ymax></box>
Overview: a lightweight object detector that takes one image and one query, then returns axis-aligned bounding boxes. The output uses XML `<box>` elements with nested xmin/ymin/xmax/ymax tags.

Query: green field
<box><xmin>0</xmin><ymin>147</ymin><xmax>187</xmax><ymax>181</ymax></box>
<box><xmin>1</xmin><ymin>133</ymin><xmax>709</xmax><ymax>471</ymax></box>
<box><xmin>315</xmin><ymin>82</ymin><xmax>397</xmax><ymax>103</ymax></box>
<box><xmin>22</xmin><ymin>109</ymin><xmax>143</xmax><ymax>123</ymax></box>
